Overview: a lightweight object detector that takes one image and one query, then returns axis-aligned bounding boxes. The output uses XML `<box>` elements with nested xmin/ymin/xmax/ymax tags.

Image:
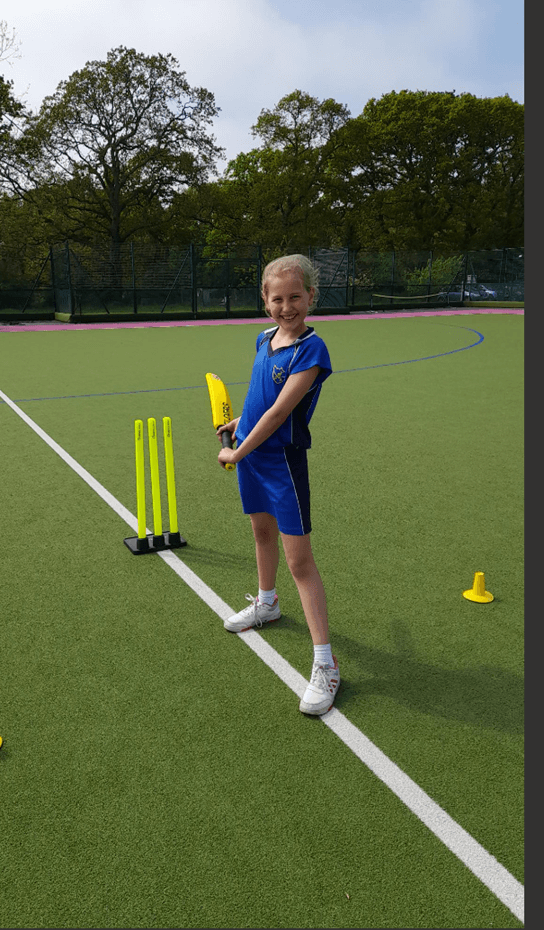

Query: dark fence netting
<box><xmin>0</xmin><ymin>243</ymin><xmax>524</xmax><ymax>318</ymax></box>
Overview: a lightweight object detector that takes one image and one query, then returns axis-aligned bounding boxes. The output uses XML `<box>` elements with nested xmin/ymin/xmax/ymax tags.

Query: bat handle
<box><xmin>220</xmin><ymin>427</ymin><xmax>236</xmax><ymax>471</ymax></box>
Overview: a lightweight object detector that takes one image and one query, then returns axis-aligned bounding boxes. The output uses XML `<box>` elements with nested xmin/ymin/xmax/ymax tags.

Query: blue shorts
<box><xmin>236</xmin><ymin>445</ymin><xmax>311</xmax><ymax>536</ymax></box>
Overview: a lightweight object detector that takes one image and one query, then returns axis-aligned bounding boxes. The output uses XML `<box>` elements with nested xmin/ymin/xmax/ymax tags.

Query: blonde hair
<box><xmin>261</xmin><ymin>254</ymin><xmax>320</xmax><ymax>316</ymax></box>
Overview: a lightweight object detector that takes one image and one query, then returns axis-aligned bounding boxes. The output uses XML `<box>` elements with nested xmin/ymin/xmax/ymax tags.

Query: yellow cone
<box><xmin>463</xmin><ymin>571</ymin><xmax>494</xmax><ymax>603</ymax></box>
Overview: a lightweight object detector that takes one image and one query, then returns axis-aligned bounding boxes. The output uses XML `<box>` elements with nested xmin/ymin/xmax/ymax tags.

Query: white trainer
<box><xmin>224</xmin><ymin>594</ymin><xmax>281</xmax><ymax>633</ymax></box>
<box><xmin>299</xmin><ymin>657</ymin><xmax>340</xmax><ymax>715</ymax></box>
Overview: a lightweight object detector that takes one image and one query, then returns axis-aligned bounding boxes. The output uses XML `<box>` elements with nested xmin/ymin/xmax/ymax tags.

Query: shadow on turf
<box><xmin>263</xmin><ymin>614</ymin><xmax>523</xmax><ymax>735</ymax></box>
<box><xmin>343</xmin><ymin>618</ymin><xmax>522</xmax><ymax>735</ymax></box>
<box><xmin>179</xmin><ymin>545</ymin><xmax>255</xmax><ymax>571</ymax></box>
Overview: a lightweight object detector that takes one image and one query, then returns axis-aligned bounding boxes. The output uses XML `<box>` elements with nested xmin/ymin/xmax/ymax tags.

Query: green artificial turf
<box><xmin>0</xmin><ymin>313</ymin><xmax>523</xmax><ymax>928</ymax></box>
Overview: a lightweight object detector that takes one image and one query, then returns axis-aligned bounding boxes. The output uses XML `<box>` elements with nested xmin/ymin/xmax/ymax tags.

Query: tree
<box><xmin>327</xmin><ymin>90</ymin><xmax>524</xmax><ymax>251</ymax></box>
<box><xmin>1</xmin><ymin>17</ymin><xmax>25</xmax><ymax>191</ymax></box>
<box><xmin>182</xmin><ymin>90</ymin><xmax>351</xmax><ymax>251</ymax></box>
<box><xmin>0</xmin><ymin>19</ymin><xmax>22</xmax><ymax>65</ymax></box>
<box><xmin>447</xmin><ymin>93</ymin><xmax>524</xmax><ymax>248</ymax></box>
<box><xmin>5</xmin><ymin>46</ymin><xmax>223</xmax><ymax>264</ymax></box>
<box><xmin>0</xmin><ymin>74</ymin><xmax>23</xmax><ymax>160</ymax></box>
<box><xmin>253</xmin><ymin>89</ymin><xmax>350</xmax><ymax>152</ymax></box>
<box><xmin>247</xmin><ymin>90</ymin><xmax>350</xmax><ymax>248</ymax></box>
<box><xmin>0</xmin><ymin>75</ymin><xmax>27</xmax><ymax>262</ymax></box>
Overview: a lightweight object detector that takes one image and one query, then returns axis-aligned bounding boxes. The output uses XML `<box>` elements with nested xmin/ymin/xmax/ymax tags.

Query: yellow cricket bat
<box><xmin>205</xmin><ymin>372</ymin><xmax>236</xmax><ymax>471</ymax></box>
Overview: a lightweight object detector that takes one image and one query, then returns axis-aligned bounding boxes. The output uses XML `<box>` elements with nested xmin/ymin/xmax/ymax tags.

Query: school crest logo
<box><xmin>272</xmin><ymin>365</ymin><xmax>286</xmax><ymax>384</ymax></box>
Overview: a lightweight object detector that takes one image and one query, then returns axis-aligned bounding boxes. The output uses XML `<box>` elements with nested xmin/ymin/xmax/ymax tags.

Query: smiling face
<box><xmin>264</xmin><ymin>270</ymin><xmax>315</xmax><ymax>340</ymax></box>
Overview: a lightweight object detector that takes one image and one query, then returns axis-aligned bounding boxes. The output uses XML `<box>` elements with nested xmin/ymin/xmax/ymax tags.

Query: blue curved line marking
<box><xmin>334</xmin><ymin>325</ymin><xmax>484</xmax><ymax>375</ymax></box>
<box><xmin>9</xmin><ymin>383</ymin><xmax>206</xmax><ymax>403</ymax></box>
<box><xmin>3</xmin><ymin>324</ymin><xmax>484</xmax><ymax>404</ymax></box>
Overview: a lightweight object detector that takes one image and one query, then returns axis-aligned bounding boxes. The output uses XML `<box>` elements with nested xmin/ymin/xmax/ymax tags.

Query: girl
<box><xmin>217</xmin><ymin>254</ymin><xmax>339</xmax><ymax>716</ymax></box>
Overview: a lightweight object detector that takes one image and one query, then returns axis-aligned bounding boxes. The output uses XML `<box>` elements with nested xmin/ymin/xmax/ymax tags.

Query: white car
<box><xmin>438</xmin><ymin>284</ymin><xmax>496</xmax><ymax>301</ymax></box>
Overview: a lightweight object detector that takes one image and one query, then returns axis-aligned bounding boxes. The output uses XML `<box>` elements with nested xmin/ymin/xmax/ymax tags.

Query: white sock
<box><xmin>314</xmin><ymin>643</ymin><xmax>334</xmax><ymax>667</ymax></box>
<box><xmin>258</xmin><ymin>587</ymin><xmax>276</xmax><ymax>606</ymax></box>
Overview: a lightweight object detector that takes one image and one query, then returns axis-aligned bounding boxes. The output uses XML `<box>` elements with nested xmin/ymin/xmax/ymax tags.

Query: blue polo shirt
<box><xmin>236</xmin><ymin>326</ymin><xmax>332</xmax><ymax>452</ymax></box>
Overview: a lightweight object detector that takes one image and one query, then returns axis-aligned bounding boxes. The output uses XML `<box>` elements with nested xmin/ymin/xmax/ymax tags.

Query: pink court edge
<box><xmin>0</xmin><ymin>307</ymin><xmax>523</xmax><ymax>334</ymax></box>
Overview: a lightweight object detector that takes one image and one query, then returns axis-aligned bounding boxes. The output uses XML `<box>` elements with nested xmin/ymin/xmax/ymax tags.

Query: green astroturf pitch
<box><xmin>0</xmin><ymin>313</ymin><xmax>523</xmax><ymax>928</ymax></box>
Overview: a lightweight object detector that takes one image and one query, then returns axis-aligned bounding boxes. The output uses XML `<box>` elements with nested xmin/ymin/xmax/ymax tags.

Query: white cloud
<box><xmin>2</xmin><ymin>0</ymin><xmax>523</xmax><ymax>172</ymax></box>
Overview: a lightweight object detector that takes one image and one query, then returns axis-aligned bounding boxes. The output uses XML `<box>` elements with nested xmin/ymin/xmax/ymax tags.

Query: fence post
<box><xmin>49</xmin><ymin>247</ymin><xmax>58</xmax><ymax>315</ymax></box>
<box><xmin>225</xmin><ymin>258</ymin><xmax>231</xmax><ymax>317</ymax></box>
<box><xmin>257</xmin><ymin>245</ymin><xmax>263</xmax><ymax>315</ymax></box>
<box><xmin>131</xmin><ymin>242</ymin><xmax>137</xmax><ymax>314</ymax></box>
<box><xmin>428</xmin><ymin>251</ymin><xmax>433</xmax><ymax>297</ymax></box>
<box><xmin>65</xmin><ymin>241</ymin><xmax>74</xmax><ymax>316</ymax></box>
<box><xmin>461</xmin><ymin>252</ymin><xmax>469</xmax><ymax>302</ymax></box>
<box><xmin>190</xmin><ymin>243</ymin><xmax>197</xmax><ymax>318</ymax></box>
<box><xmin>390</xmin><ymin>251</ymin><xmax>395</xmax><ymax>306</ymax></box>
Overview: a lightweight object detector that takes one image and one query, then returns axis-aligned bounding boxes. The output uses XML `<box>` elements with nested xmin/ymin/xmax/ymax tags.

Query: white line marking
<box><xmin>0</xmin><ymin>386</ymin><xmax>524</xmax><ymax>923</ymax></box>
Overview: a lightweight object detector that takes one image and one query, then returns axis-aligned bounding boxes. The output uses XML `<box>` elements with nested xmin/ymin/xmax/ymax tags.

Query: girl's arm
<box><xmin>218</xmin><ymin>366</ymin><xmax>320</xmax><ymax>466</ymax></box>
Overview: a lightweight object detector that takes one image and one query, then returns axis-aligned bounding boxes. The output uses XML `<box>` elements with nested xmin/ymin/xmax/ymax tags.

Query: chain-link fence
<box><xmin>0</xmin><ymin>243</ymin><xmax>524</xmax><ymax>318</ymax></box>
<box><xmin>311</xmin><ymin>248</ymin><xmax>524</xmax><ymax>308</ymax></box>
<box><xmin>0</xmin><ymin>247</ymin><xmax>54</xmax><ymax>314</ymax></box>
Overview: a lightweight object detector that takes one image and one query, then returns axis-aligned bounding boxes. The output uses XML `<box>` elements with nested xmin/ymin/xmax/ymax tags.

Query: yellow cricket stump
<box><xmin>123</xmin><ymin>415</ymin><xmax>186</xmax><ymax>554</ymax></box>
<box><xmin>163</xmin><ymin>416</ymin><xmax>180</xmax><ymax>537</ymax></box>
<box><xmin>135</xmin><ymin>419</ymin><xmax>147</xmax><ymax>545</ymax></box>
<box><xmin>147</xmin><ymin>417</ymin><xmax>164</xmax><ymax>544</ymax></box>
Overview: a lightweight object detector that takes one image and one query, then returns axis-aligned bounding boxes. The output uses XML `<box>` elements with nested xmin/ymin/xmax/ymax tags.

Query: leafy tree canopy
<box><xmin>1</xmin><ymin>71</ymin><xmax>524</xmax><ymax>259</ymax></box>
<box><xmin>251</xmin><ymin>89</ymin><xmax>350</xmax><ymax>151</ymax></box>
<box><xmin>178</xmin><ymin>90</ymin><xmax>351</xmax><ymax>251</ymax></box>
<box><xmin>5</xmin><ymin>46</ymin><xmax>224</xmax><ymax>254</ymax></box>
<box><xmin>0</xmin><ymin>75</ymin><xmax>24</xmax><ymax>174</ymax></box>
<box><xmin>178</xmin><ymin>89</ymin><xmax>523</xmax><ymax>255</ymax></box>
<box><xmin>328</xmin><ymin>89</ymin><xmax>524</xmax><ymax>250</ymax></box>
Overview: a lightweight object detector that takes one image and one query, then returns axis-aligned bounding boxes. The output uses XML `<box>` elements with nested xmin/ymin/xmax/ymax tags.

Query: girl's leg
<box><xmin>280</xmin><ymin>532</ymin><xmax>329</xmax><ymax>645</ymax></box>
<box><xmin>282</xmin><ymin>532</ymin><xmax>339</xmax><ymax>716</ymax></box>
<box><xmin>250</xmin><ymin>512</ymin><xmax>280</xmax><ymax>591</ymax></box>
<box><xmin>223</xmin><ymin>513</ymin><xmax>281</xmax><ymax>633</ymax></box>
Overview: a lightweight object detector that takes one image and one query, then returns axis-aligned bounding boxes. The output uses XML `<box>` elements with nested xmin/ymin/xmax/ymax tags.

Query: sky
<box><xmin>1</xmin><ymin>0</ymin><xmax>524</xmax><ymax>174</ymax></box>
